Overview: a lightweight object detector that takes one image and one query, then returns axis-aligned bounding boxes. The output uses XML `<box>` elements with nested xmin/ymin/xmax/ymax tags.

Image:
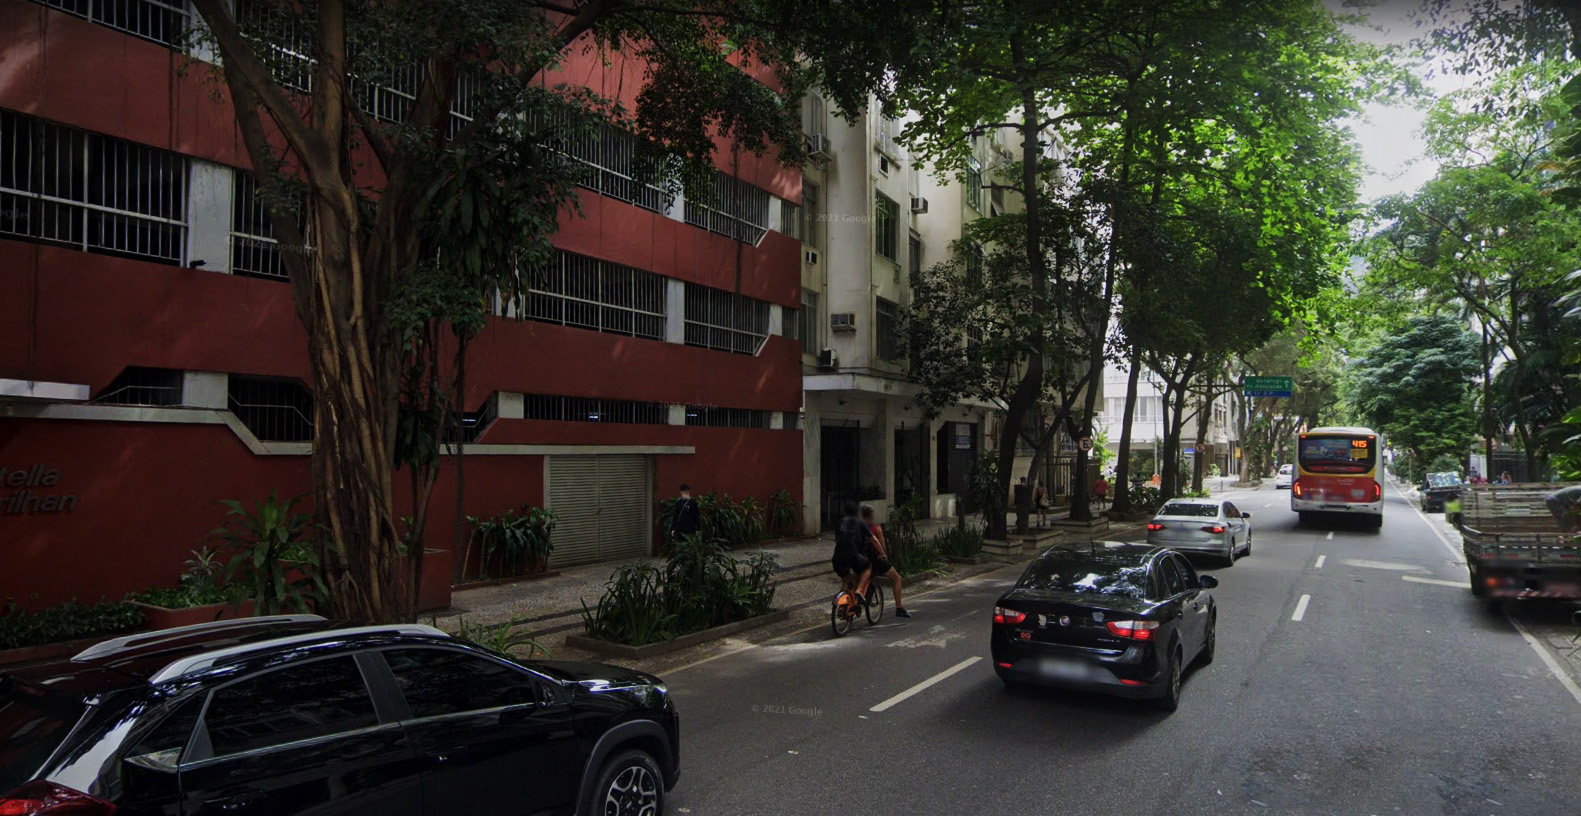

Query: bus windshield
<box><xmin>1299</xmin><ymin>435</ymin><xmax>1376</xmax><ymax>475</ymax></box>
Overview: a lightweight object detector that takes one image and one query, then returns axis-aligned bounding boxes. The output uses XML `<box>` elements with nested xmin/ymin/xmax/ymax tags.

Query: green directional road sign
<box><xmin>1243</xmin><ymin>376</ymin><xmax>1294</xmax><ymax>398</ymax></box>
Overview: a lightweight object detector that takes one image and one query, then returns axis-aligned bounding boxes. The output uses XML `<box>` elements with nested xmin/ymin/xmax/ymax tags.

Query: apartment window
<box><xmin>966</xmin><ymin>324</ymin><xmax>984</xmax><ymax>360</ymax></box>
<box><xmin>799</xmin><ymin>289</ymin><xmax>820</xmax><ymax>356</ymax></box>
<box><xmin>964</xmin><ymin>247</ymin><xmax>984</xmax><ymax>288</ymax></box>
<box><xmin>802</xmin><ymin>180</ymin><xmax>821</xmax><ymax>247</ymax></box>
<box><xmin>908</xmin><ymin>234</ymin><xmax>922</xmax><ymax>281</ymax></box>
<box><xmin>526</xmin><ymin>251</ymin><xmax>667</xmax><ymax>341</ymax></box>
<box><xmin>686</xmin><ymin>406</ymin><xmax>770</xmax><ymax>429</ymax></box>
<box><xmin>231</xmin><ymin>170</ymin><xmax>310</xmax><ymax>282</ymax></box>
<box><xmin>31</xmin><ymin>0</ymin><xmax>189</xmax><ymax>48</ymax></box>
<box><xmin>874</xmin><ymin>192</ymin><xmax>898</xmax><ymax>261</ymax></box>
<box><xmin>684</xmin><ymin>283</ymin><xmax>771</xmax><ymax>355</ymax></box>
<box><xmin>685</xmin><ymin>168</ymin><xmax>770</xmax><ymax>245</ymax></box>
<box><xmin>522</xmin><ymin>394</ymin><xmax>667</xmax><ymax>425</ymax></box>
<box><xmin>533</xmin><ymin>113</ymin><xmax>676</xmax><ymax>213</ymax></box>
<box><xmin>802</xmin><ymin>93</ymin><xmax>826</xmax><ymax>141</ymax></box>
<box><xmin>229</xmin><ymin>375</ymin><xmax>314</xmax><ymax>443</ymax></box>
<box><xmin>446</xmin><ymin>396</ymin><xmax>498</xmax><ymax>443</ymax></box>
<box><xmin>964</xmin><ymin>157</ymin><xmax>983</xmax><ymax>212</ymax></box>
<box><xmin>876</xmin><ymin>114</ymin><xmax>901</xmax><ymax>159</ymax></box>
<box><xmin>781</xmin><ymin>200</ymin><xmax>803</xmax><ymax>242</ymax></box>
<box><xmin>93</xmin><ymin>366</ymin><xmax>183</xmax><ymax>407</ymax></box>
<box><xmin>876</xmin><ymin>298</ymin><xmax>901</xmax><ymax>362</ymax></box>
<box><xmin>0</xmin><ymin>110</ymin><xmax>188</xmax><ymax>265</ymax></box>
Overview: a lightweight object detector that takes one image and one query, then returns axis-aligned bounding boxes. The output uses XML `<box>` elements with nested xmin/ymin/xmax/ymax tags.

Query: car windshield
<box><xmin>1427</xmin><ymin>473</ymin><xmax>1462</xmax><ymax>488</ymax></box>
<box><xmin>1018</xmin><ymin>554</ymin><xmax>1150</xmax><ymax>599</ymax></box>
<box><xmin>0</xmin><ymin>679</ymin><xmax>85</xmax><ymax>793</ymax></box>
<box><xmin>1158</xmin><ymin>502</ymin><xmax>1219</xmax><ymax>518</ymax></box>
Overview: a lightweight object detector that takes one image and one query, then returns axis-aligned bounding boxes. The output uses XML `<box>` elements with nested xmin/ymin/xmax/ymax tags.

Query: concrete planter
<box><xmin>131</xmin><ymin>600</ymin><xmax>255</xmax><ymax>631</ymax></box>
<box><xmin>566</xmin><ymin>609</ymin><xmax>791</xmax><ymax>660</ymax></box>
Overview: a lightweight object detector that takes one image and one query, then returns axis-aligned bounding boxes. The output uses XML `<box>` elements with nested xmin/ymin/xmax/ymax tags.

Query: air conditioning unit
<box><xmin>807</xmin><ymin>133</ymin><xmax>829</xmax><ymax>159</ymax></box>
<box><xmin>830</xmin><ymin>312</ymin><xmax>856</xmax><ymax>332</ymax></box>
<box><xmin>818</xmin><ymin>349</ymin><xmax>838</xmax><ymax>370</ymax></box>
<box><xmin>910</xmin><ymin>196</ymin><xmax>929</xmax><ymax>214</ymax></box>
<box><xmin>804</xmin><ymin>248</ymin><xmax>820</xmax><ymax>266</ymax></box>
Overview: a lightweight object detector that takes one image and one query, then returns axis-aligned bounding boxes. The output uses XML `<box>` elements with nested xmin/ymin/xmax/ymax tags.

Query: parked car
<box><xmin>991</xmin><ymin>542</ymin><xmax>1218</xmax><ymax>712</ymax></box>
<box><xmin>0</xmin><ymin>615</ymin><xmax>680</xmax><ymax>816</ymax></box>
<box><xmin>1420</xmin><ymin>471</ymin><xmax>1463</xmax><ymax>513</ymax></box>
<box><xmin>1274</xmin><ymin>464</ymin><xmax>1294</xmax><ymax>489</ymax></box>
<box><xmin>1146</xmin><ymin>498</ymin><xmax>1252</xmax><ymax>564</ymax></box>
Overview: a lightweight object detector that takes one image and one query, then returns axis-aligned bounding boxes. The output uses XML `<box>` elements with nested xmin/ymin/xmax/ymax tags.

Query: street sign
<box><xmin>1243</xmin><ymin>375</ymin><xmax>1294</xmax><ymax>398</ymax></box>
<box><xmin>1078</xmin><ymin>437</ymin><xmax>1094</xmax><ymax>452</ymax></box>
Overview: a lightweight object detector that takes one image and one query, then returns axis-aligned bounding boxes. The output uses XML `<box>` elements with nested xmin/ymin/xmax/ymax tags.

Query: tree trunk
<box><xmin>1111</xmin><ymin>347</ymin><xmax>1143</xmax><ymax>513</ymax></box>
<box><xmin>1192</xmin><ymin>393</ymin><xmax>1210</xmax><ymax>492</ymax></box>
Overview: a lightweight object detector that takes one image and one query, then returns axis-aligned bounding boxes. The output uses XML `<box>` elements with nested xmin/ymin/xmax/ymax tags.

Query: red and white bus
<box><xmin>1291</xmin><ymin>426</ymin><xmax>1385</xmax><ymax>528</ymax></box>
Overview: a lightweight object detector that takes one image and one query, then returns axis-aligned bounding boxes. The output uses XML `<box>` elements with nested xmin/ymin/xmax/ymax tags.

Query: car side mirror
<box><xmin>1241</xmin><ymin>512</ymin><xmax>1252</xmax><ymax>519</ymax></box>
<box><xmin>1199</xmin><ymin>575</ymin><xmax>1219</xmax><ymax>589</ymax></box>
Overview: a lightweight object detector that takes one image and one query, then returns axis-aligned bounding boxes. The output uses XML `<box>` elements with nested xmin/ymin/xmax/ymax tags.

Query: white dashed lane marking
<box><xmin>1401</xmin><ymin>575</ymin><xmax>1464</xmax><ymax>588</ymax></box>
<box><xmin>870</xmin><ymin>657</ymin><xmax>981</xmax><ymax>713</ymax></box>
<box><xmin>1292</xmin><ymin>594</ymin><xmax>1311</xmax><ymax>622</ymax></box>
<box><xmin>1315</xmin><ymin>555</ymin><xmax>1326</xmax><ymax>569</ymax></box>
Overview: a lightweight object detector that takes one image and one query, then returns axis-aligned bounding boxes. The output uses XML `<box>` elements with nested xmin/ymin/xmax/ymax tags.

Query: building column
<box><xmin>497</xmin><ymin>392</ymin><xmax>525</xmax><ymax>420</ymax></box>
<box><xmin>186</xmin><ymin>161</ymin><xmax>233</xmax><ymax>274</ymax></box>
<box><xmin>667</xmin><ymin>404</ymin><xmax>687</xmax><ymax>426</ymax></box>
<box><xmin>182</xmin><ymin>371</ymin><xmax>227</xmax><ymax>409</ymax></box>
<box><xmin>665</xmin><ymin>279</ymin><xmax>686</xmax><ymax>345</ymax></box>
<box><xmin>801</xmin><ymin>397</ymin><xmax>822</xmax><ymax>534</ymax></box>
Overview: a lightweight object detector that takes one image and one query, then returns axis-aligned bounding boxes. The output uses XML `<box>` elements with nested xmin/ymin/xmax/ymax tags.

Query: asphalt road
<box><xmin>659</xmin><ymin>482</ymin><xmax>1581</xmax><ymax>816</ymax></box>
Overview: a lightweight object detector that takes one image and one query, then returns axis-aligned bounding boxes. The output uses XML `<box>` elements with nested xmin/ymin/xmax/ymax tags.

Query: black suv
<box><xmin>0</xmin><ymin>615</ymin><xmax>679</xmax><ymax>816</ymax></box>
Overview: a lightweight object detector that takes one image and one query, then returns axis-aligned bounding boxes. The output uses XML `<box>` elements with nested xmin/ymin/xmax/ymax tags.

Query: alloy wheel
<box><xmin>603</xmin><ymin>764</ymin><xmax>660</xmax><ymax>816</ymax></box>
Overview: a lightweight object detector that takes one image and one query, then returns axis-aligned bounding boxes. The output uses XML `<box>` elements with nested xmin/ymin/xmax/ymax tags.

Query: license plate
<box><xmin>1036</xmin><ymin>657</ymin><xmax>1094</xmax><ymax>681</ymax></box>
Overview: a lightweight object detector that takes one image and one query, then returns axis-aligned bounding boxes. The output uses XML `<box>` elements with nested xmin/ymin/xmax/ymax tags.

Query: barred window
<box><xmin>533</xmin><ymin>112</ymin><xmax>675</xmax><ymax>213</ymax></box>
<box><xmin>964</xmin><ymin>247</ymin><xmax>983</xmax><ymax>288</ymax></box>
<box><xmin>908</xmin><ymin>234</ymin><xmax>922</xmax><ymax>280</ymax></box>
<box><xmin>231</xmin><ymin>170</ymin><xmax>308</xmax><ymax>282</ymax></box>
<box><xmin>802</xmin><ymin>180</ymin><xmax>821</xmax><ymax>247</ymax></box>
<box><xmin>685</xmin><ymin>168</ymin><xmax>770</xmax><ymax>245</ymax></box>
<box><xmin>447</xmin><ymin>396</ymin><xmax>497</xmax><ymax>443</ymax></box>
<box><xmin>876</xmin><ymin>298</ymin><xmax>901</xmax><ymax>362</ymax></box>
<box><xmin>229</xmin><ymin>375</ymin><xmax>314</xmax><ymax>443</ymax></box>
<box><xmin>526</xmin><ymin>251</ymin><xmax>667</xmax><ymax>341</ymax></box>
<box><xmin>782</xmin><ymin>411</ymin><xmax>801</xmax><ymax>431</ymax></box>
<box><xmin>781</xmin><ymin>200</ymin><xmax>803</xmax><ymax>242</ymax></box>
<box><xmin>522</xmin><ymin>394</ymin><xmax>667</xmax><ymax>425</ymax></box>
<box><xmin>684</xmin><ymin>283</ymin><xmax>771</xmax><ymax>356</ymax></box>
<box><xmin>685</xmin><ymin>406</ymin><xmax>770</xmax><ymax>429</ymax></box>
<box><xmin>876</xmin><ymin>114</ymin><xmax>901</xmax><ymax>159</ymax></box>
<box><xmin>966</xmin><ymin>324</ymin><xmax>984</xmax><ymax>360</ymax></box>
<box><xmin>965</xmin><ymin>158</ymin><xmax>983</xmax><ymax>212</ymax></box>
<box><xmin>0</xmin><ymin>110</ymin><xmax>187</xmax><ymax>265</ymax></box>
<box><xmin>799</xmin><ymin>289</ymin><xmax>820</xmax><ymax>356</ymax></box>
<box><xmin>874</xmin><ymin>192</ymin><xmax>898</xmax><ymax>261</ymax></box>
<box><xmin>93</xmin><ymin>366</ymin><xmax>183</xmax><ymax>406</ymax></box>
<box><xmin>31</xmin><ymin>0</ymin><xmax>189</xmax><ymax>48</ymax></box>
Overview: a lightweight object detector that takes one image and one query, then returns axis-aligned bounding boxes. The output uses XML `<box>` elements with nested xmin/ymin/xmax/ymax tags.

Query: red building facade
<box><xmin>0</xmin><ymin>0</ymin><xmax>804</xmax><ymax>610</ymax></box>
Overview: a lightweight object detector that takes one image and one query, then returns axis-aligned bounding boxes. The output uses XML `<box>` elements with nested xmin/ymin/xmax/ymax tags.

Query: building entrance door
<box><xmin>820</xmin><ymin>423</ymin><xmax>860</xmax><ymax>531</ymax></box>
<box><xmin>894</xmin><ymin>426</ymin><xmax>930</xmax><ymax>518</ymax></box>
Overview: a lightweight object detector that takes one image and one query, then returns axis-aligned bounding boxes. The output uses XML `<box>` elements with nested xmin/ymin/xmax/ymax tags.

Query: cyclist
<box><xmin>861</xmin><ymin>505</ymin><xmax>911</xmax><ymax>618</ymax></box>
<box><xmin>831</xmin><ymin>501</ymin><xmax>873</xmax><ymax>611</ymax></box>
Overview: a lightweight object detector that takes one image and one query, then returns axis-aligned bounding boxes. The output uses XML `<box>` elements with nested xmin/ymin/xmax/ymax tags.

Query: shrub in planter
<box><xmin>0</xmin><ymin>598</ymin><xmax>145</xmax><ymax>652</ymax></box>
<box><xmin>766</xmin><ymin>488</ymin><xmax>801</xmax><ymax>536</ymax></box>
<box><xmin>934</xmin><ymin>524</ymin><xmax>985</xmax><ymax>559</ymax></box>
<box><xmin>581</xmin><ymin>535</ymin><xmax>777</xmax><ymax>646</ymax></box>
<box><xmin>657</xmin><ymin>492</ymin><xmax>767</xmax><ymax>550</ymax></box>
<box><xmin>464</xmin><ymin>506</ymin><xmax>557</xmax><ymax>581</ymax></box>
<box><xmin>211</xmin><ymin>491</ymin><xmax>326</xmax><ymax>615</ymax></box>
<box><xmin>127</xmin><ymin>548</ymin><xmax>254</xmax><ymax>629</ymax></box>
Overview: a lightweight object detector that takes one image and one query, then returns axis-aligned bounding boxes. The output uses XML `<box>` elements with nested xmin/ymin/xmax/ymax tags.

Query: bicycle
<box><xmin>830</xmin><ymin>580</ymin><xmax>885</xmax><ymax>637</ymax></box>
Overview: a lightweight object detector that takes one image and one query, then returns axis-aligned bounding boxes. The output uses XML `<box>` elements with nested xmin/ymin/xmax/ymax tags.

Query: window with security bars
<box><xmin>876</xmin><ymin>298</ymin><xmax>902</xmax><ymax>362</ymax></box>
<box><xmin>799</xmin><ymin>289</ymin><xmax>819</xmax><ymax>356</ymax></box>
<box><xmin>874</xmin><ymin>192</ymin><xmax>898</xmax><ymax>261</ymax></box>
<box><xmin>781</xmin><ymin>200</ymin><xmax>803</xmax><ymax>241</ymax></box>
<box><xmin>966</xmin><ymin>324</ymin><xmax>984</xmax><ymax>360</ymax></box>
<box><xmin>532</xmin><ymin>114</ymin><xmax>675</xmax><ymax>213</ymax></box>
<box><xmin>685</xmin><ymin>406</ymin><xmax>770</xmax><ymax>429</ymax></box>
<box><xmin>231</xmin><ymin>170</ymin><xmax>309</xmax><ymax>282</ymax></box>
<box><xmin>908</xmin><ymin>234</ymin><xmax>922</xmax><ymax>280</ymax></box>
<box><xmin>228</xmin><ymin>375</ymin><xmax>314</xmax><ymax>443</ymax></box>
<box><xmin>963</xmin><ymin>247</ymin><xmax>983</xmax><ymax>288</ymax></box>
<box><xmin>782</xmin><ymin>411</ymin><xmax>801</xmax><ymax>431</ymax></box>
<box><xmin>30</xmin><ymin>0</ymin><xmax>189</xmax><ymax>48</ymax></box>
<box><xmin>684</xmin><ymin>168</ymin><xmax>770</xmax><ymax>245</ymax></box>
<box><xmin>0</xmin><ymin>110</ymin><xmax>188</xmax><ymax>265</ymax></box>
<box><xmin>876</xmin><ymin>114</ymin><xmax>901</xmax><ymax>159</ymax></box>
<box><xmin>802</xmin><ymin>180</ymin><xmax>821</xmax><ymax>247</ymax></box>
<box><xmin>93</xmin><ymin>366</ymin><xmax>183</xmax><ymax>406</ymax></box>
<box><xmin>526</xmin><ymin>251</ymin><xmax>667</xmax><ymax>340</ymax></box>
<box><xmin>521</xmin><ymin>394</ymin><xmax>667</xmax><ymax>425</ymax></box>
<box><xmin>965</xmin><ymin>157</ymin><xmax>983</xmax><ymax>212</ymax></box>
<box><xmin>684</xmin><ymin>283</ymin><xmax>771</xmax><ymax>355</ymax></box>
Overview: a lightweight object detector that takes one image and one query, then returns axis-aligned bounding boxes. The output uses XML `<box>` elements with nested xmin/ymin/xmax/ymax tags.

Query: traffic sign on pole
<box><xmin>1243</xmin><ymin>376</ymin><xmax>1293</xmax><ymax>398</ymax></box>
<box><xmin>1078</xmin><ymin>437</ymin><xmax>1094</xmax><ymax>452</ymax></box>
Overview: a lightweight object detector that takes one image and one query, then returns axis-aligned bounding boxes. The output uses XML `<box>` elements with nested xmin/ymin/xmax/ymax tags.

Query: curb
<box><xmin>566</xmin><ymin>609</ymin><xmax>793</xmax><ymax>659</ymax></box>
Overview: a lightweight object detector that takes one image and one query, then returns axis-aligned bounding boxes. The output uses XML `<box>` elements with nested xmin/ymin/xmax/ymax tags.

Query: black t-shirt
<box><xmin>832</xmin><ymin>517</ymin><xmax>872</xmax><ymax>560</ymax></box>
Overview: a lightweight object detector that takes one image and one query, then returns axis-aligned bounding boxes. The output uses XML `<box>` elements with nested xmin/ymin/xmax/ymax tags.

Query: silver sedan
<box><xmin>1145</xmin><ymin>498</ymin><xmax>1252</xmax><ymax>564</ymax></box>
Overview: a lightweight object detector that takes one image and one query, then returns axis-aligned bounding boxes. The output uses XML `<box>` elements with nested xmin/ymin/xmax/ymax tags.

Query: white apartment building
<box><xmin>1097</xmin><ymin>363</ymin><xmax>1241</xmax><ymax>482</ymax></box>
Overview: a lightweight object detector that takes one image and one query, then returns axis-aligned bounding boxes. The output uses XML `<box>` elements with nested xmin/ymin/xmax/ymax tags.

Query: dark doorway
<box><xmin>821</xmin><ymin>423</ymin><xmax>860</xmax><ymax>530</ymax></box>
<box><xmin>895</xmin><ymin>426</ymin><xmax>930</xmax><ymax>518</ymax></box>
<box><xmin>936</xmin><ymin>421</ymin><xmax>977</xmax><ymax>502</ymax></box>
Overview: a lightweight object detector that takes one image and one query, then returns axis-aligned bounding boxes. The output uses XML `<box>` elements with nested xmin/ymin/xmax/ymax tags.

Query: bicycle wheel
<box><xmin>831</xmin><ymin>592</ymin><xmax>853</xmax><ymax>637</ymax></box>
<box><xmin>866</xmin><ymin>583</ymin><xmax>885</xmax><ymax>625</ymax></box>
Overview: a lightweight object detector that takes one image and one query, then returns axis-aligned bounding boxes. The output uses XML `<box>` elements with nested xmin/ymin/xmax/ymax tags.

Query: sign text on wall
<box><xmin>0</xmin><ymin>465</ymin><xmax>78</xmax><ymax>516</ymax></box>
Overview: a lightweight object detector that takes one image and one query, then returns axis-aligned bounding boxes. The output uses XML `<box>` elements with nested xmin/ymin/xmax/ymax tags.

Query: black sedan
<box><xmin>991</xmin><ymin>542</ymin><xmax>1218</xmax><ymax>712</ymax></box>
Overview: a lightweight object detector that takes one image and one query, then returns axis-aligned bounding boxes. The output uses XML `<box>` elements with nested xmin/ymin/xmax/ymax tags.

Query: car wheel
<box><xmin>589</xmin><ymin>749</ymin><xmax>664</xmax><ymax>816</ymax></box>
<box><xmin>1242</xmin><ymin>530</ymin><xmax>1252</xmax><ymax>557</ymax></box>
<box><xmin>1197</xmin><ymin>613</ymin><xmax>1216</xmax><ymax>666</ymax></box>
<box><xmin>1468</xmin><ymin>564</ymin><xmax>1487</xmax><ymax>599</ymax></box>
<box><xmin>1154</xmin><ymin>647</ymin><xmax>1183</xmax><ymax>712</ymax></box>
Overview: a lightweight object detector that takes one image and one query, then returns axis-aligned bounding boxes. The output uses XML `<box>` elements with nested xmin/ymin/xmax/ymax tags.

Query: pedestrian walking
<box><xmin>1034</xmin><ymin>480</ymin><xmax>1049</xmax><ymax>528</ymax></box>
<box><xmin>1093</xmin><ymin>475</ymin><xmax>1110</xmax><ymax>509</ymax></box>
<box><xmin>669</xmin><ymin>483</ymin><xmax>701</xmax><ymax>540</ymax></box>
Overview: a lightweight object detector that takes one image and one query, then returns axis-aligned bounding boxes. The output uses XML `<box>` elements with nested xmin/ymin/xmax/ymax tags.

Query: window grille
<box><xmin>0</xmin><ymin>110</ymin><xmax>188</xmax><ymax>265</ymax></box>
<box><xmin>783</xmin><ymin>411</ymin><xmax>801</xmax><ymax>431</ymax></box>
<box><xmin>874</xmin><ymin>192</ymin><xmax>898</xmax><ymax>261</ymax></box>
<box><xmin>230</xmin><ymin>170</ymin><xmax>308</xmax><ymax>281</ymax></box>
<box><xmin>876</xmin><ymin>298</ymin><xmax>901</xmax><ymax>362</ymax></box>
<box><xmin>799</xmin><ymin>289</ymin><xmax>819</xmax><ymax>356</ymax></box>
<box><xmin>31</xmin><ymin>0</ymin><xmax>189</xmax><ymax>48</ymax></box>
<box><xmin>781</xmin><ymin>200</ymin><xmax>803</xmax><ymax>241</ymax></box>
<box><xmin>802</xmin><ymin>180</ymin><xmax>821</xmax><ymax>248</ymax></box>
<box><xmin>685</xmin><ymin>406</ymin><xmax>770</xmax><ymax>429</ymax></box>
<box><xmin>908</xmin><ymin>234</ymin><xmax>922</xmax><ymax>280</ymax></box>
<box><xmin>228</xmin><ymin>375</ymin><xmax>314</xmax><ymax>443</ymax></box>
<box><xmin>683</xmin><ymin>283</ymin><xmax>771</xmax><ymax>356</ymax></box>
<box><xmin>965</xmin><ymin>157</ymin><xmax>983</xmax><ymax>212</ymax></box>
<box><xmin>93</xmin><ymin>366</ymin><xmax>183</xmax><ymax>406</ymax></box>
<box><xmin>525</xmin><ymin>251</ymin><xmax>667</xmax><ymax>341</ymax></box>
<box><xmin>529</xmin><ymin>110</ymin><xmax>674</xmax><ymax>213</ymax></box>
<box><xmin>876</xmin><ymin>114</ymin><xmax>901</xmax><ymax>159</ymax></box>
<box><xmin>446</xmin><ymin>395</ymin><xmax>497</xmax><ymax>443</ymax></box>
<box><xmin>684</xmin><ymin>167</ymin><xmax>770</xmax><ymax>245</ymax></box>
<box><xmin>963</xmin><ymin>247</ymin><xmax>983</xmax><ymax>288</ymax></box>
<box><xmin>521</xmin><ymin>394</ymin><xmax>667</xmax><ymax>425</ymax></box>
<box><xmin>966</xmin><ymin>324</ymin><xmax>984</xmax><ymax>360</ymax></box>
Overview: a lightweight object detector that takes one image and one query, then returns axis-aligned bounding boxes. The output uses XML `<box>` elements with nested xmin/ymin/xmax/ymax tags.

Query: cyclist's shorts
<box><xmin>870</xmin><ymin>557</ymin><xmax>893</xmax><ymax>576</ymax></box>
<box><xmin>832</xmin><ymin>553</ymin><xmax>870</xmax><ymax>578</ymax></box>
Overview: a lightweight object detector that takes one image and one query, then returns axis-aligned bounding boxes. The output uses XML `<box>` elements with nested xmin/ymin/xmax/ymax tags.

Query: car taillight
<box><xmin>1146</xmin><ymin>523</ymin><xmax>1164</xmax><ymax>531</ymax></box>
<box><xmin>993</xmin><ymin>606</ymin><xmax>1026</xmax><ymax>625</ymax></box>
<box><xmin>1292</xmin><ymin>479</ymin><xmax>1303</xmax><ymax>498</ymax></box>
<box><xmin>1202</xmin><ymin>525</ymin><xmax>1226</xmax><ymax>534</ymax></box>
<box><xmin>0</xmin><ymin>782</ymin><xmax>116</xmax><ymax>816</ymax></box>
<box><xmin>1371</xmin><ymin>481</ymin><xmax>1382</xmax><ymax>502</ymax></box>
<box><xmin>1105</xmin><ymin>619</ymin><xmax>1159</xmax><ymax>641</ymax></box>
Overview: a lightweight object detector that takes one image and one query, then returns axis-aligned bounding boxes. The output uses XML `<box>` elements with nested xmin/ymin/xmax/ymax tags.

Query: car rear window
<box><xmin>1427</xmin><ymin>473</ymin><xmax>1462</xmax><ymax>488</ymax></box>
<box><xmin>1158</xmin><ymin>502</ymin><xmax>1219</xmax><ymax>518</ymax></box>
<box><xmin>1018</xmin><ymin>555</ymin><xmax>1150</xmax><ymax>599</ymax></box>
<box><xmin>0</xmin><ymin>678</ymin><xmax>85</xmax><ymax>793</ymax></box>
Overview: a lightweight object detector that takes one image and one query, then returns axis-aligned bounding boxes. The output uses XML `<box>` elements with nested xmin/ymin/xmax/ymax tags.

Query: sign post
<box><xmin>1243</xmin><ymin>376</ymin><xmax>1294</xmax><ymax>398</ymax></box>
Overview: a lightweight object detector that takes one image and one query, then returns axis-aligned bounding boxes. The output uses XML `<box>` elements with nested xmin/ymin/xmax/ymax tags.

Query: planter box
<box><xmin>452</xmin><ymin>570</ymin><xmax>562</xmax><ymax>592</ymax></box>
<box><xmin>130</xmin><ymin>600</ymin><xmax>255</xmax><ymax>631</ymax></box>
<box><xmin>396</xmin><ymin>549</ymin><xmax>454</xmax><ymax>613</ymax></box>
<box><xmin>566</xmin><ymin>609</ymin><xmax>792</xmax><ymax>660</ymax></box>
